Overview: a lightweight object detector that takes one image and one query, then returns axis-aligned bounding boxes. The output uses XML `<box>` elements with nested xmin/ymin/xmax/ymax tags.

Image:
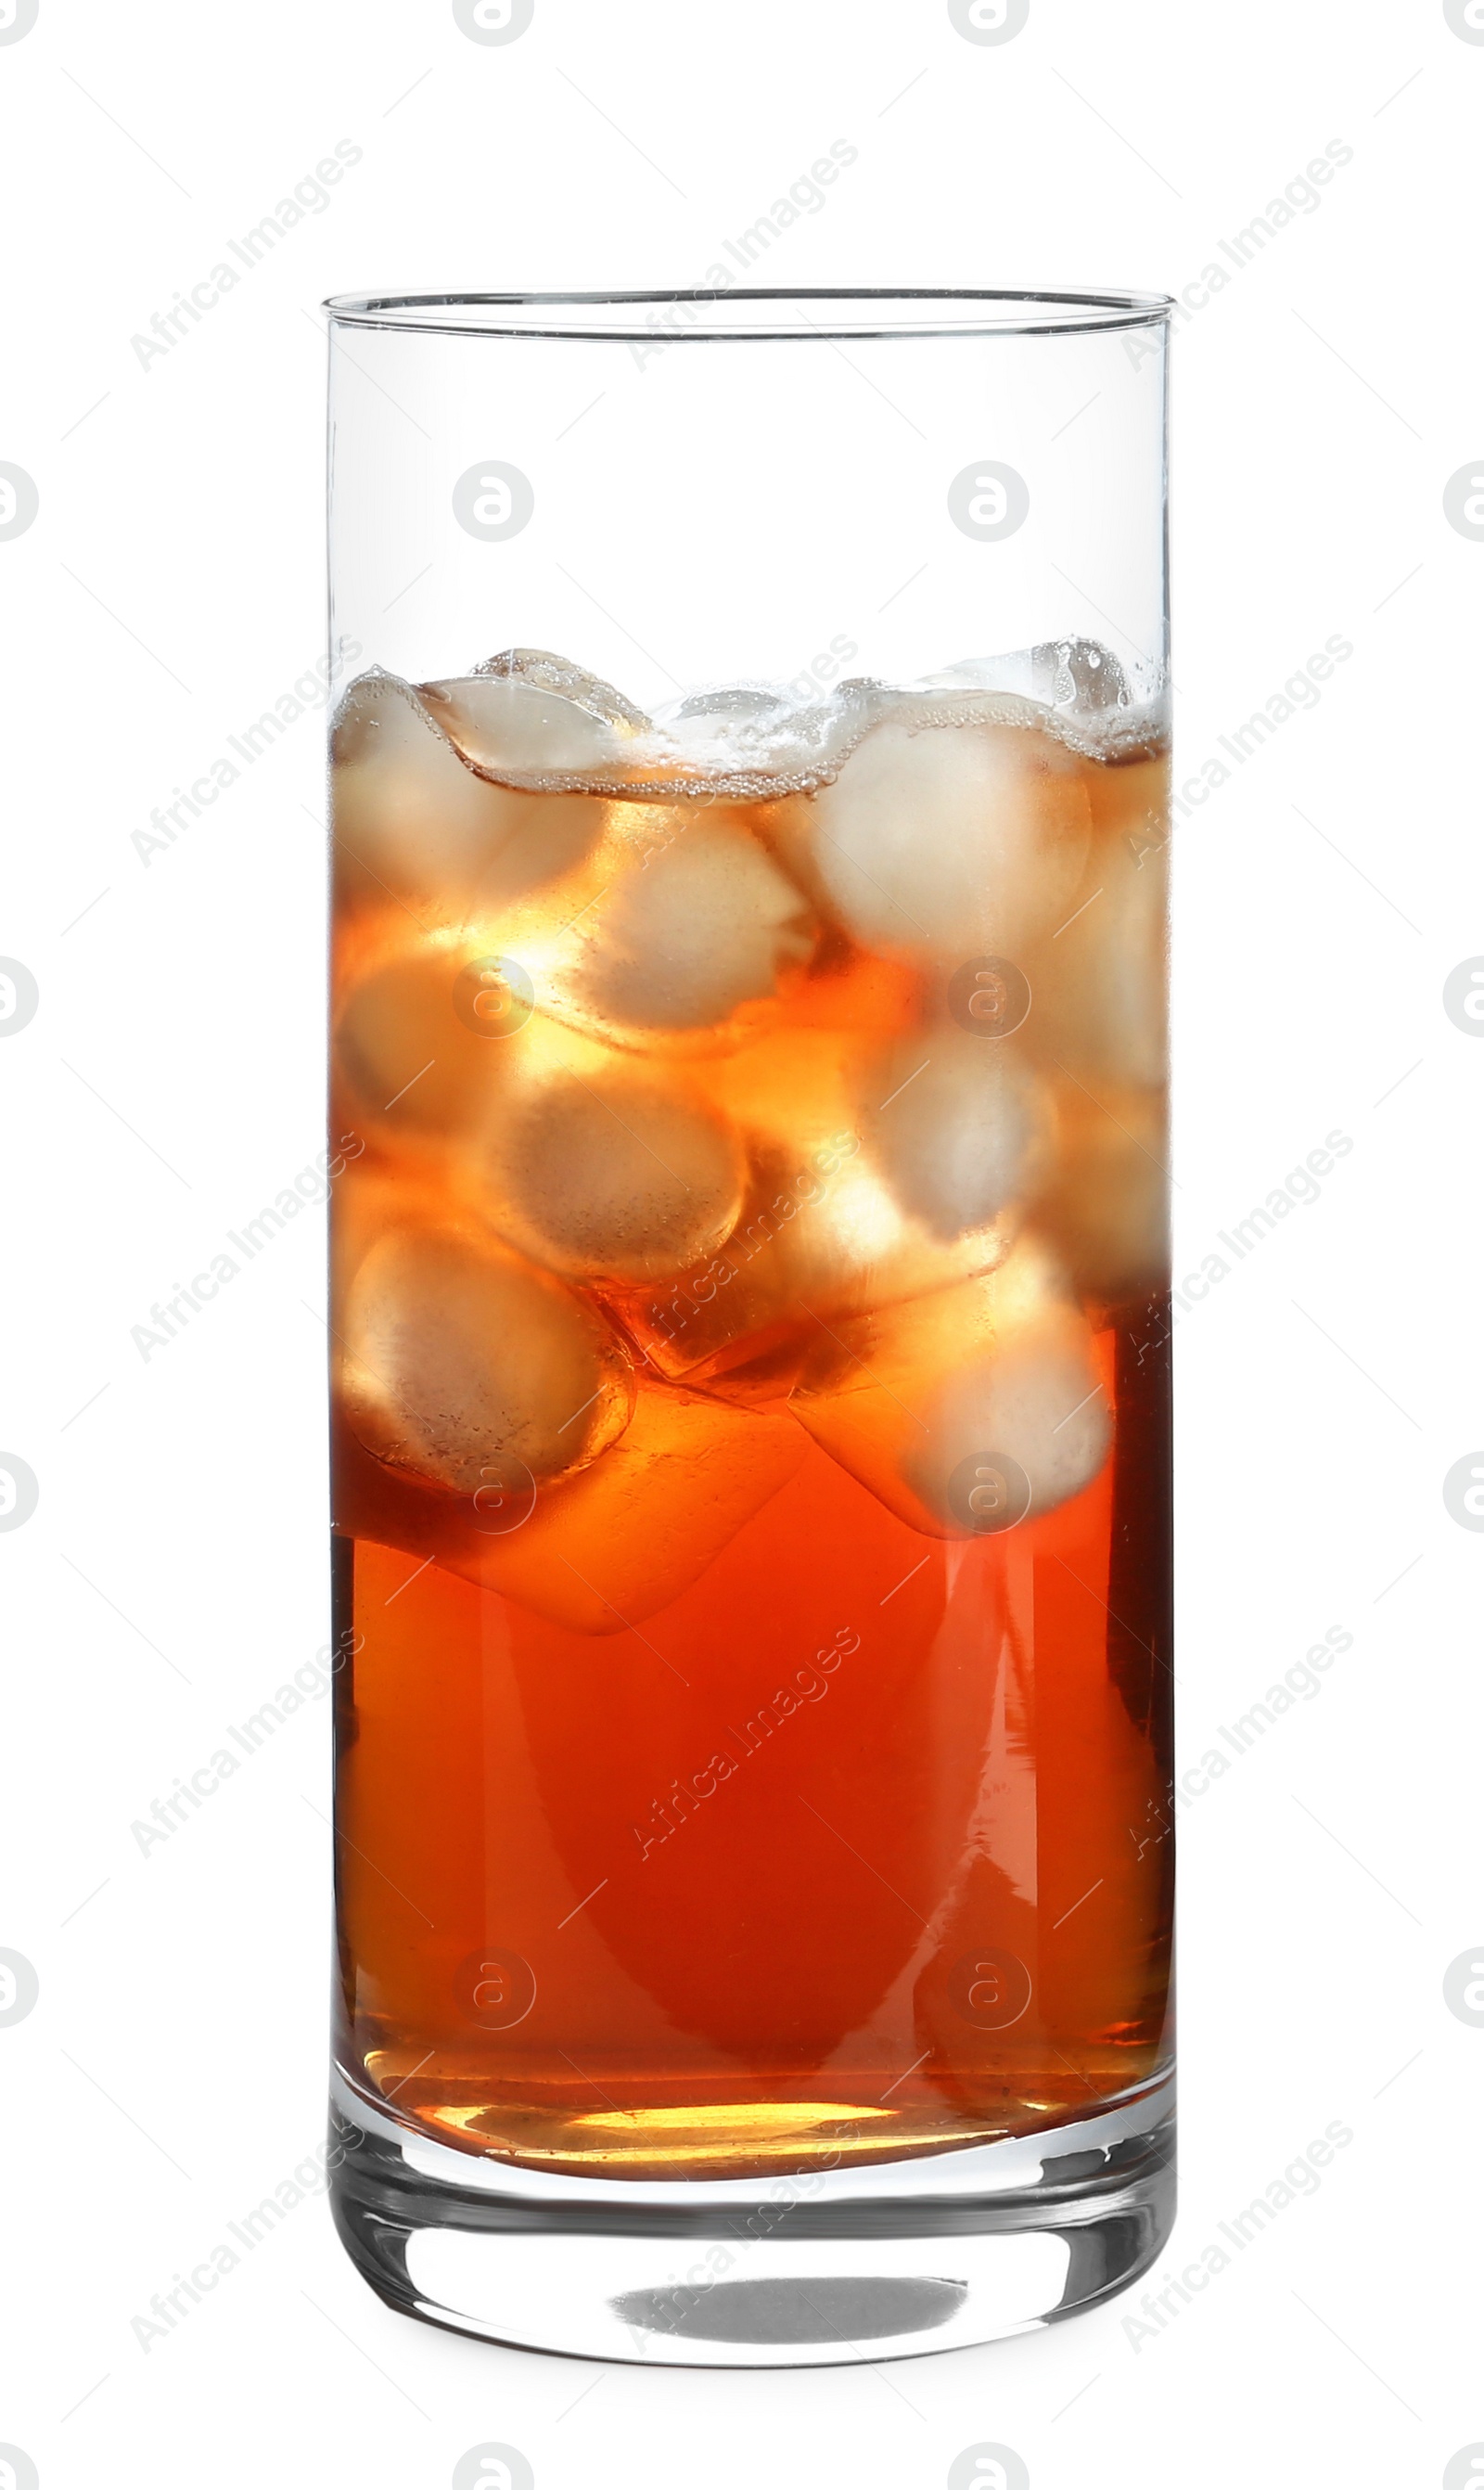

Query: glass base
<box><xmin>328</xmin><ymin>2067</ymin><xmax>1174</xmax><ymax>2367</ymax></box>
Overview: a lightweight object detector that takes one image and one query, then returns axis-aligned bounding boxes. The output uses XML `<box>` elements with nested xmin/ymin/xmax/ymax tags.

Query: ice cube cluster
<box><xmin>329</xmin><ymin>643</ymin><xmax>1170</xmax><ymax>1629</ymax></box>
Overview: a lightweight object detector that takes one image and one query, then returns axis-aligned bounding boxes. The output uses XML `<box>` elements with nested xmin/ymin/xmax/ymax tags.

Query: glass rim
<box><xmin>322</xmin><ymin>287</ymin><xmax>1174</xmax><ymax>342</ymax></box>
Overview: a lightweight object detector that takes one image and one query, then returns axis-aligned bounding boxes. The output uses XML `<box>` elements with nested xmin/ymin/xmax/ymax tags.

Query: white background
<box><xmin>2</xmin><ymin>1</ymin><xmax>1480</xmax><ymax>2483</ymax></box>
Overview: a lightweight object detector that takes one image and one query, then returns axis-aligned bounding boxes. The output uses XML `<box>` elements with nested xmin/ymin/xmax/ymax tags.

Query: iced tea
<box><xmin>328</xmin><ymin>641</ymin><xmax>1172</xmax><ymax>2182</ymax></box>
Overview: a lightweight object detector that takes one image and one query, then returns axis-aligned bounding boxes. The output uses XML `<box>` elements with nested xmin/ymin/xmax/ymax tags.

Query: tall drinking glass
<box><xmin>323</xmin><ymin>289</ymin><xmax>1173</xmax><ymax>2364</ymax></box>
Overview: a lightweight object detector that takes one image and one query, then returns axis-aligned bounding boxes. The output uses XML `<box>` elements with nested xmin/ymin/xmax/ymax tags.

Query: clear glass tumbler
<box><xmin>323</xmin><ymin>289</ymin><xmax>1174</xmax><ymax>2364</ymax></box>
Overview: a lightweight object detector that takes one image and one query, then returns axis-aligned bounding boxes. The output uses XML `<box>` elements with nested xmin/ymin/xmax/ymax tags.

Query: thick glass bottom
<box><xmin>328</xmin><ymin>2066</ymin><xmax>1174</xmax><ymax>2366</ymax></box>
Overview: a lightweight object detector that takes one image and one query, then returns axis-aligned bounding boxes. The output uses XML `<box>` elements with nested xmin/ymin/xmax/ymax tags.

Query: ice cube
<box><xmin>332</xmin><ymin>670</ymin><xmax>607</xmax><ymax>918</ymax></box>
<box><xmin>743</xmin><ymin>791</ymin><xmax>844</xmax><ymax>930</ymax></box>
<box><xmin>1031</xmin><ymin>1079</ymin><xmax>1169</xmax><ymax>1301</ymax></box>
<box><xmin>805</xmin><ymin>711</ymin><xmax>1093</xmax><ymax>962</ymax></box>
<box><xmin>471</xmin><ymin>647</ymin><xmax>650</xmax><ymax>730</ymax></box>
<box><xmin>334</xmin><ymin>955</ymin><xmax>749</xmax><ymax>1282</ymax></box>
<box><xmin>338</xmin><ymin>1217</ymin><xmax>633</xmax><ymax>1495</ymax></box>
<box><xmin>419</xmin><ymin>665</ymin><xmax>640</xmax><ymax>783</ymax></box>
<box><xmin>856</xmin><ymin>1028</ymin><xmax>1051</xmax><ymax>1243</ymax></box>
<box><xmin>602</xmin><ymin>1025</ymin><xmax>1020</xmax><ymax>1385</ymax></box>
<box><xmin>437</xmin><ymin>1381</ymin><xmax>809</xmax><ymax>1632</ymax></box>
<box><xmin>1022</xmin><ymin>758</ymin><xmax>1169</xmax><ymax>1090</ymax></box>
<box><xmin>542</xmin><ymin>805</ymin><xmax>817</xmax><ymax>1040</ymax></box>
<box><xmin>789</xmin><ymin>1241</ymin><xmax>1110</xmax><ymax>1538</ymax></box>
<box><xmin>924</xmin><ymin>638</ymin><xmax>1130</xmax><ymax>716</ymax></box>
<box><xmin>479</xmin><ymin>1049</ymin><xmax>747</xmax><ymax>1284</ymax></box>
<box><xmin>334</xmin><ymin>942</ymin><xmax>521</xmax><ymax>1138</ymax></box>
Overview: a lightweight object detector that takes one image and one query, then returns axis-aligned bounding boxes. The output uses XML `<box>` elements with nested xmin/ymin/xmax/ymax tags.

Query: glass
<box><xmin>323</xmin><ymin>289</ymin><xmax>1174</xmax><ymax>2364</ymax></box>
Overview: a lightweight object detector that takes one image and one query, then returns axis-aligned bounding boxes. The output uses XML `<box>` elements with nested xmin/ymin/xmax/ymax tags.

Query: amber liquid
<box><xmin>330</xmin><ymin>707</ymin><xmax>1173</xmax><ymax>2183</ymax></box>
